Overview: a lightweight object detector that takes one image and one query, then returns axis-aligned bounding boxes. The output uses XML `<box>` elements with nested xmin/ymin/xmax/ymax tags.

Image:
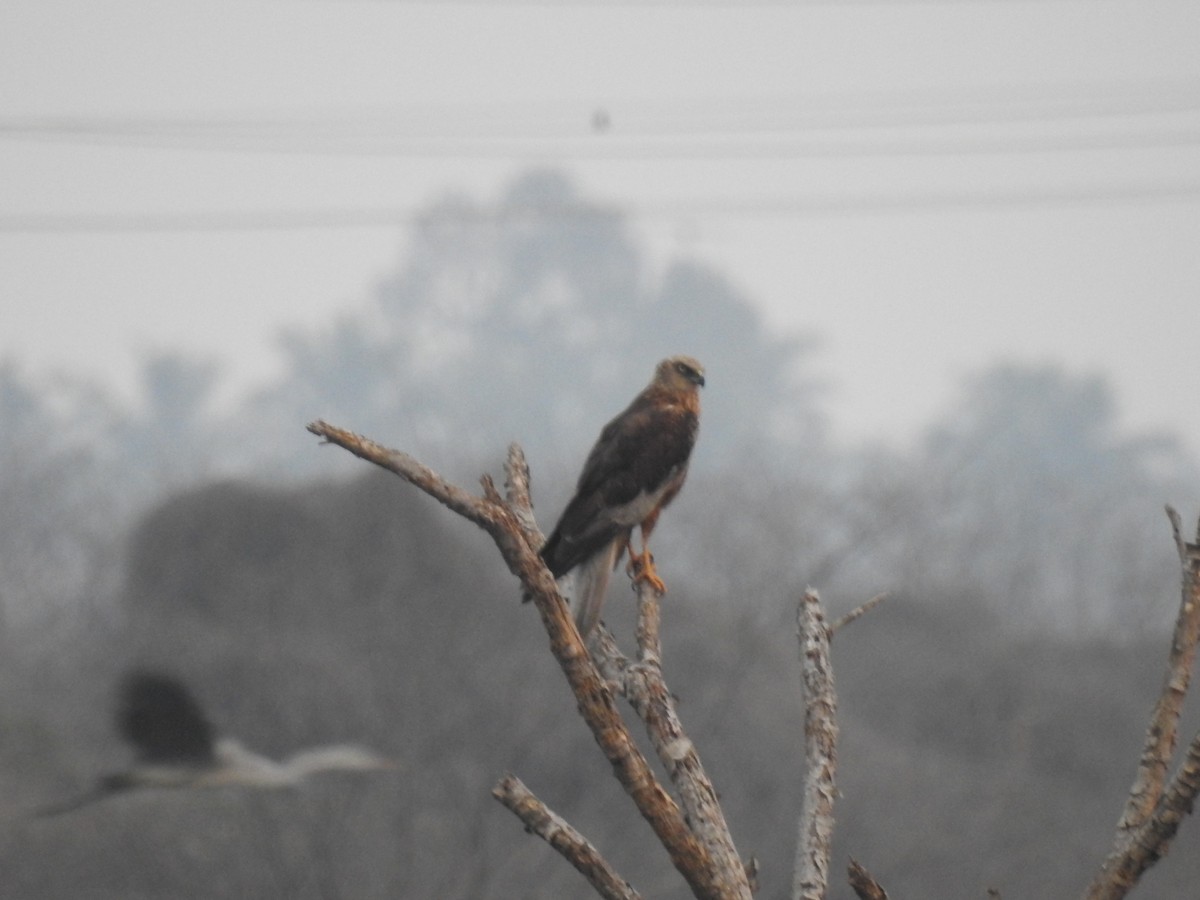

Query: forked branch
<box><xmin>591</xmin><ymin>576</ymin><xmax>753</xmax><ymax>897</ymax></box>
<box><xmin>306</xmin><ymin>420</ymin><xmax>748</xmax><ymax>900</ymax></box>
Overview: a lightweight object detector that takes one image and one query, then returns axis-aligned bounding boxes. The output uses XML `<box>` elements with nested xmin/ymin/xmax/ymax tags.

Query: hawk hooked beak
<box><xmin>672</xmin><ymin>358</ymin><xmax>705</xmax><ymax>387</ymax></box>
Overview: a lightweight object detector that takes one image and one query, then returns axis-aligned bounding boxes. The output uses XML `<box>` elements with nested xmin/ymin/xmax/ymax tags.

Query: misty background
<box><xmin>3</xmin><ymin>3</ymin><xmax>1200</xmax><ymax>899</ymax></box>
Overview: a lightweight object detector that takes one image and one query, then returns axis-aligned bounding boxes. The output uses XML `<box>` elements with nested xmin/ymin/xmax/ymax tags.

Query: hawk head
<box><xmin>654</xmin><ymin>355</ymin><xmax>706</xmax><ymax>391</ymax></box>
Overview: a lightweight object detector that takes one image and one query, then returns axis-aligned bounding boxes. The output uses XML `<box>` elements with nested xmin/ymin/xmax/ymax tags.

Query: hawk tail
<box><xmin>564</xmin><ymin>537</ymin><xmax>622</xmax><ymax>639</ymax></box>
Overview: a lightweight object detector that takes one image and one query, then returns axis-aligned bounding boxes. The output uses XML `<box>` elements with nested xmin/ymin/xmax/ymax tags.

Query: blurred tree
<box><xmin>878</xmin><ymin>363</ymin><xmax>1194</xmax><ymax>629</ymax></box>
<box><xmin>0</xmin><ymin>363</ymin><xmax>122</xmax><ymax>633</ymax></box>
<box><xmin>924</xmin><ymin>363</ymin><xmax>1169</xmax><ymax>484</ymax></box>
<box><xmin>11</xmin><ymin>457</ymin><xmax>1200</xmax><ymax>898</ymax></box>
<box><xmin>250</xmin><ymin>169</ymin><xmax>825</xmax><ymax>473</ymax></box>
<box><xmin>0</xmin><ymin>351</ymin><xmax>231</xmax><ymax>637</ymax></box>
<box><xmin>117</xmin><ymin>351</ymin><xmax>221</xmax><ymax>492</ymax></box>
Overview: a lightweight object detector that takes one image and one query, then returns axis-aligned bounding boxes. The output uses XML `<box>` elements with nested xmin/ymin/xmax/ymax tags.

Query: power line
<box><xmin>2</xmin><ymin>181</ymin><xmax>1197</xmax><ymax>234</ymax></box>
<box><xmin>4</xmin><ymin>87</ymin><xmax>1197</xmax><ymax>135</ymax></box>
<box><xmin>3</xmin><ymin>126</ymin><xmax>1199</xmax><ymax>160</ymax></box>
<box><xmin>299</xmin><ymin>0</ymin><xmax>1065</xmax><ymax>6</ymax></box>
<box><xmin>1</xmin><ymin>80</ymin><xmax>1197</xmax><ymax>160</ymax></box>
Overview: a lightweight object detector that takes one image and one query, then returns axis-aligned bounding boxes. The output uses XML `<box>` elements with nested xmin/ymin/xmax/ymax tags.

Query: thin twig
<box><xmin>828</xmin><ymin>592</ymin><xmax>889</xmax><ymax>638</ymax></box>
<box><xmin>847</xmin><ymin>858</ymin><xmax>888</xmax><ymax>900</ymax></box>
<box><xmin>493</xmin><ymin>775</ymin><xmax>642</xmax><ymax>900</ymax></box>
<box><xmin>793</xmin><ymin>589</ymin><xmax>839</xmax><ymax>900</ymax></box>
<box><xmin>1168</xmin><ymin>504</ymin><xmax>1188</xmax><ymax>566</ymax></box>
<box><xmin>744</xmin><ymin>856</ymin><xmax>760</xmax><ymax>895</ymax></box>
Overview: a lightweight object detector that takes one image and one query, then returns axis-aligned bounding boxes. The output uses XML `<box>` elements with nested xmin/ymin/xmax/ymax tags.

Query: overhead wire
<box><xmin>1</xmin><ymin>80</ymin><xmax>1197</xmax><ymax>232</ymax></box>
<box><xmin>2</xmin><ymin>125</ymin><xmax>1198</xmax><ymax>159</ymax></box>
<box><xmin>1</xmin><ymin>79</ymin><xmax>1198</xmax><ymax>157</ymax></box>
<box><xmin>296</xmin><ymin>0</ymin><xmax>1070</xmax><ymax>7</ymax></box>
<box><xmin>2</xmin><ymin>181</ymin><xmax>1198</xmax><ymax>234</ymax></box>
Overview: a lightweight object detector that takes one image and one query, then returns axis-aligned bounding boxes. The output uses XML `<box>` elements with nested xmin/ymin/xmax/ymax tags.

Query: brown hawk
<box><xmin>540</xmin><ymin>355</ymin><xmax>704</xmax><ymax>637</ymax></box>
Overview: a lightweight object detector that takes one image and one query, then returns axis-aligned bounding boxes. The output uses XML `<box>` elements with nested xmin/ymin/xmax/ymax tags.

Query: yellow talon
<box><xmin>627</xmin><ymin>546</ymin><xmax>667</xmax><ymax>595</ymax></box>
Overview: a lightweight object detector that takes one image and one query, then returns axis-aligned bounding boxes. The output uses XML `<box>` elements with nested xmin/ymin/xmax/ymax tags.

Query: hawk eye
<box><xmin>675</xmin><ymin>362</ymin><xmax>692</xmax><ymax>377</ymax></box>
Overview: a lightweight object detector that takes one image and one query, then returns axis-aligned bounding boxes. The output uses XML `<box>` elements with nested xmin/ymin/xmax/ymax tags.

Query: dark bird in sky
<box><xmin>35</xmin><ymin>669</ymin><xmax>397</xmax><ymax>816</ymax></box>
<box><xmin>540</xmin><ymin>355</ymin><xmax>704</xmax><ymax>637</ymax></box>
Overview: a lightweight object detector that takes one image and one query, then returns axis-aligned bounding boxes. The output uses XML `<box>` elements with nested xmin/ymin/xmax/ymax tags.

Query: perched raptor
<box><xmin>540</xmin><ymin>355</ymin><xmax>704</xmax><ymax>637</ymax></box>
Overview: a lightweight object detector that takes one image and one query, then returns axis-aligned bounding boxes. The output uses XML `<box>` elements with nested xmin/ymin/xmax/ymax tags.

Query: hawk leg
<box><xmin>625</xmin><ymin>536</ymin><xmax>667</xmax><ymax>595</ymax></box>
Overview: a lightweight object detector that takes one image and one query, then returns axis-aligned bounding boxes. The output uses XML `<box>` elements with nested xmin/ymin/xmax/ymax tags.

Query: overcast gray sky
<box><xmin>2</xmin><ymin>2</ymin><xmax>1198</xmax><ymax>454</ymax></box>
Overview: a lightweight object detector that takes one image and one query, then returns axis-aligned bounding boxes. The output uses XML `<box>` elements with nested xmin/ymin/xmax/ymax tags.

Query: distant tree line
<box><xmin>1</xmin><ymin>170</ymin><xmax>1193</xmax><ymax>640</ymax></box>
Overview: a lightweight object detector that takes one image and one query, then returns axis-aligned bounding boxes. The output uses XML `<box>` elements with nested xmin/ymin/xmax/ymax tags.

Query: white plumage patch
<box><xmin>606</xmin><ymin>464</ymin><xmax>685</xmax><ymax>528</ymax></box>
<box><xmin>559</xmin><ymin>537</ymin><xmax>622</xmax><ymax>639</ymax></box>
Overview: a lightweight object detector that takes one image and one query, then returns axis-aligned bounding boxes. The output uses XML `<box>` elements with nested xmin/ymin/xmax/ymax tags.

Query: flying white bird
<box><xmin>36</xmin><ymin>669</ymin><xmax>397</xmax><ymax>816</ymax></box>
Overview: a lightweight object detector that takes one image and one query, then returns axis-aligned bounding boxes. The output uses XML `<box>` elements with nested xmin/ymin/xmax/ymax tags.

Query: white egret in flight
<box><xmin>36</xmin><ymin>670</ymin><xmax>397</xmax><ymax>816</ymax></box>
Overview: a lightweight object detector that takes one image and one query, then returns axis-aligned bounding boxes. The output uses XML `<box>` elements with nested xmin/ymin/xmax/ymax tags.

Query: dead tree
<box><xmin>306</xmin><ymin>420</ymin><xmax>1200</xmax><ymax>899</ymax></box>
<box><xmin>307</xmin><ymin>420</ymin><xmax>755</xmax><ymax>899</ymax></box>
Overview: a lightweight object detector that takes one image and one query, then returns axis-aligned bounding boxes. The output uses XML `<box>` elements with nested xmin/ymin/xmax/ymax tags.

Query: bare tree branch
<box><xmin>847</xmin><ymin>858</ymin><xmax>888</xmax><ymax>900</ymax></box>
<box><xmin>1168</xmin><ymin>504</ymin><xmax>1189</xmax><ymax>566</ymax></box>
<box><xmin>308</xmin><ymin>422</ymin><xmax>1200</xmax><ymax>897</ymax></box>
<box><xmin>306</xmin><ymin>420</ymin><xmax>741</xmax><ymax>900</ymax></box>
<box><xmin>829</xmin><ymin>593</ymin><xmax>890</xmax><ymax>638</ymax></box>
<box><xmin>744</xmin><ymin>856</ymin><xmax>760</xmax><ymax>895</ymax></box>
<box><xmin>1116</xmin><ymin>506</ymin><xmax>1200</xmax><ymax>831</ymax></box>
<box><xmin>793</xmin><ymin>589</ymin><xmax>839</xmax><ymax>900</ymax></box>
<box><xmin>492</xmin><ymin>775</ymin><xmax>642</xmax><ymax>900</ymax></box>
<box><xmin>594</xmin><ymin>572</ymin><xmax>754</xmax><ymax>898</ymax></box>
<box><xmin>1085</xmin><ymin>507</ymin><xmax>1200</xmax><ymax>900</ymax></box>
<box><xmin>503</xmin><ymin>442</ymin><xmax>542</xmax><ymax>549</ymax></box>
<box><xmin>1093</xmin><ymin>730</ymin><xmax>1200</xmax><ymax>894</ymax></box>
<box><xmin>308</xmin><ymin>421</ymin><xmax>494</xmax><ymax>528</ymax></box>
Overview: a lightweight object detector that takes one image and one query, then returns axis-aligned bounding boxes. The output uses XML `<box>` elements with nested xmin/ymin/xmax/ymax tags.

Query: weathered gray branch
<box><xmin>591</xmin><ymin>573</ymin><xmax>754</xmax><ymax>899</ymax></box>
<box><xmin>1087</xmin><ymin>727</ymin><xmax>1200</xmax><ymax>893</ymax></box>
<box><xmin>792</xmin><ymin>589</ymin><xmax>839</xmax><ymax>900</ymax></box>
<box><xmin>847</xmin><ymin>858</ymin><xmax>889</xmax><ymax>900</ymax></box>
<box><xmin>306</xmin><ymin>420</ymin><xmax>741</xmax><ymax>900</ymax></box>
<box><xmin>829</xmin><ymin>593</ymin><xmax>889</xmax><ymax>638</ymax></box>
<box><xmin>1084</xmin><ymin>507</ymin><xmax>1200</xmax><ymax>899</ymax></box>
<box><xmin>502</xmin><ymin>442</ymin><xmax>542</xmax><ymax>548</ymax></box>
<box><xmin>492</xmin><ymin>775</ymin><xmax>642</xmax><ymax>900</ymax></box>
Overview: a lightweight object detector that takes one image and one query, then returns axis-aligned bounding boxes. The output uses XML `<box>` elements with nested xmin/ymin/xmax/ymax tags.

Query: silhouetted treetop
<box><xmin>253</xmin><ymin>168</ymin><xmax>823</xmax><ymax>469</ymax></box>
<box><xmin>924</xmin><ymin>363</ymin><xmax>1184</xmax><ymax>484</ymax></box>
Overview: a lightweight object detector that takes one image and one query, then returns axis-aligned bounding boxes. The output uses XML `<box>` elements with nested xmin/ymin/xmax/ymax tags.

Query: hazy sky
<box><xmin>2</xmin><ymin>2</ymin><xmax>1198</xmax><ymax>455</ymax></box>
